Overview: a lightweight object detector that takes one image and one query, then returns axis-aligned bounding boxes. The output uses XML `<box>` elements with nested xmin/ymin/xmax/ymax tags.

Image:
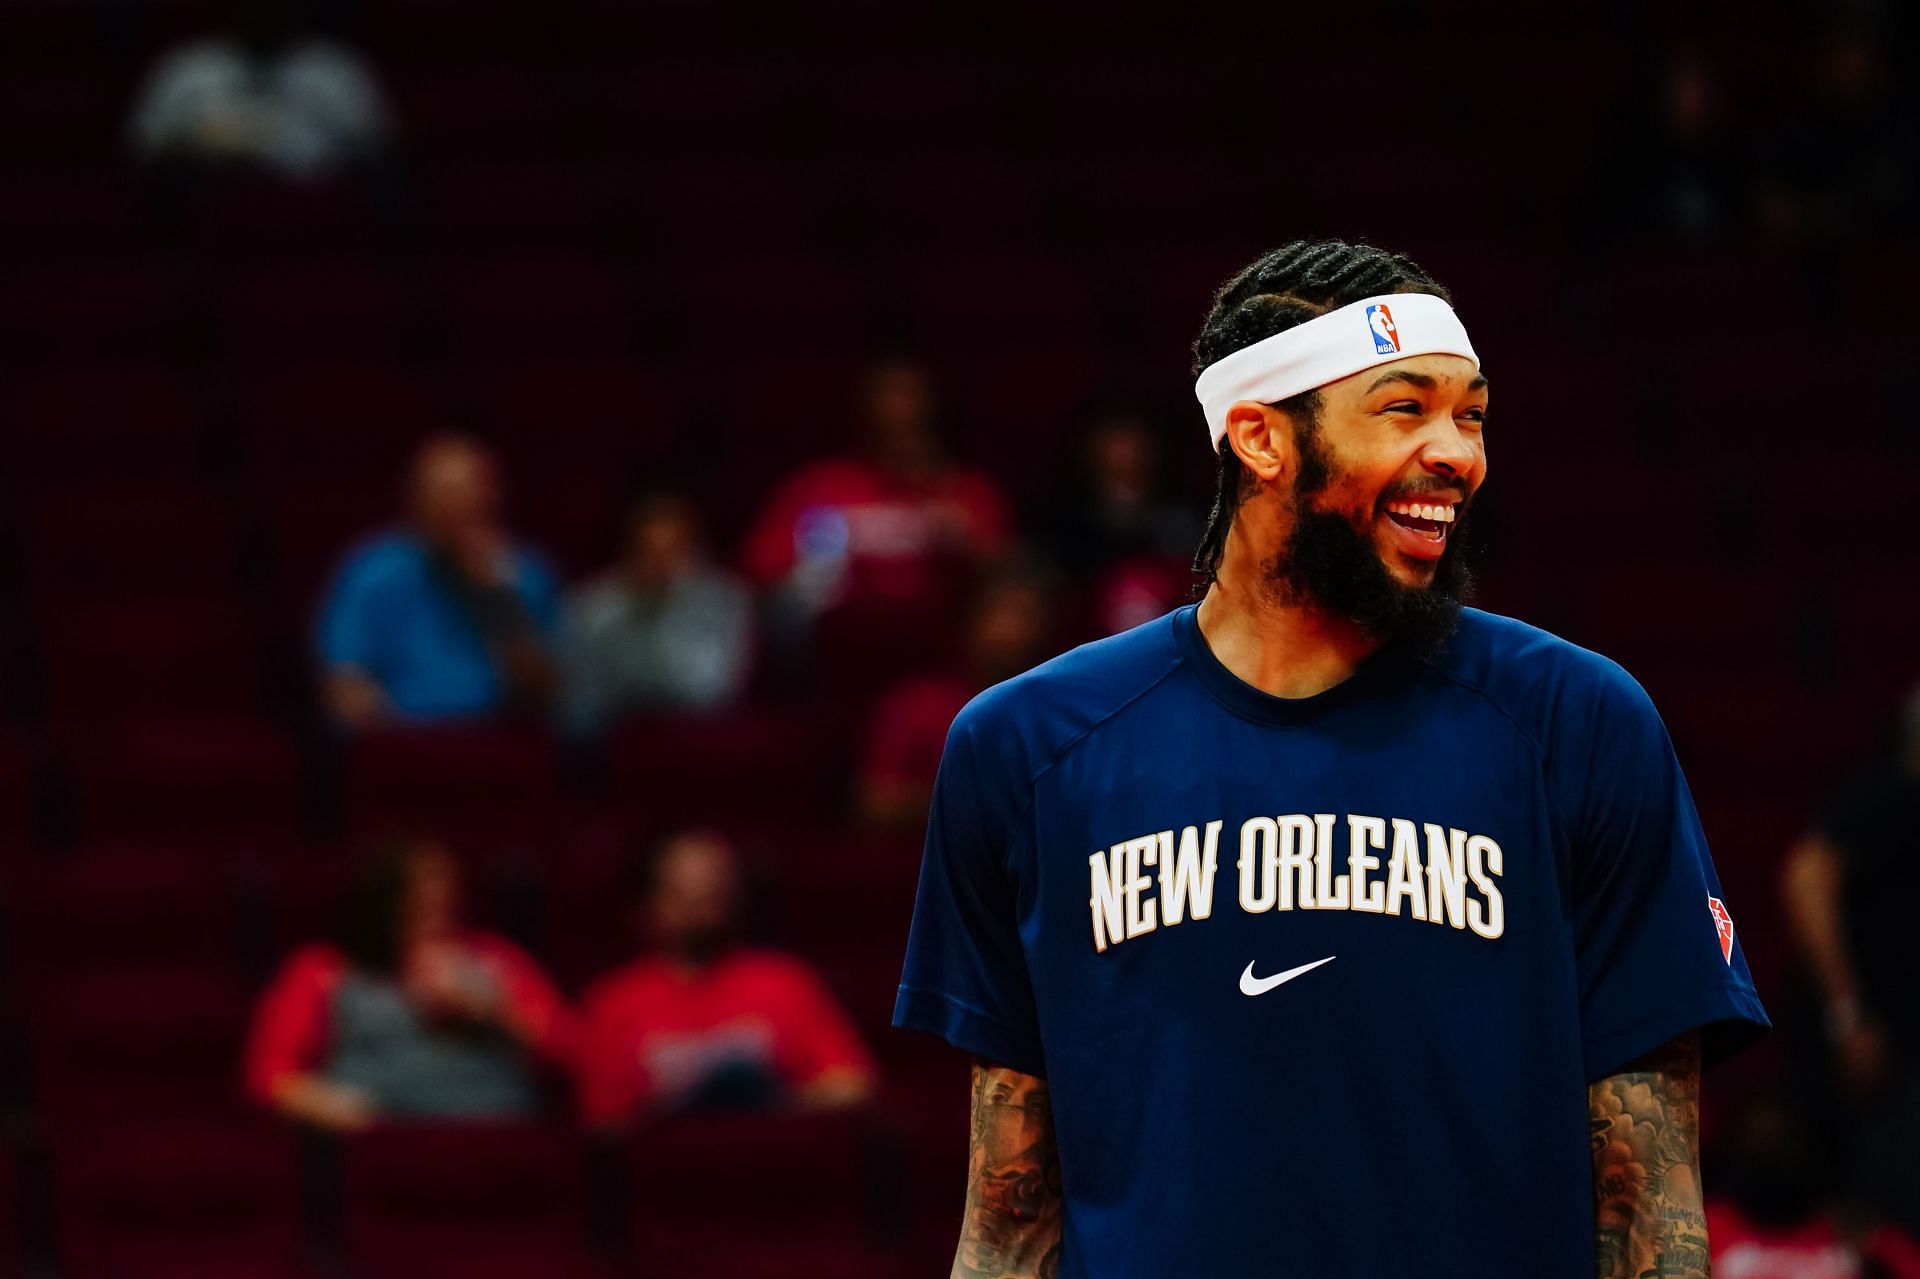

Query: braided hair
<box><xmin>1189</xmin><ymin>240</ymin><xmax>1452</xmax><ymax>595</ymax></box>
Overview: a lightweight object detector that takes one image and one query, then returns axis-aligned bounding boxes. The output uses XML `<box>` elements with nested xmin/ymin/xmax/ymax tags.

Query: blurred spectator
<box><xmin>578</xmin><ymin>829</ymin><xmax>875</xmax><ymax>1128</ymax></box>
<box><xmin>738</xmin><ymin>357</ymin><xmax>1013</xmax><ymax>628</ymax></box>
<box><xmin>244</xmin><ymin>839</ymin><xmax>575</xmax><ymax>1130</ymax></box>
<box><xmin>1783</xmin><ymin>684</ymin><xmax>1920</xmax><ymax>1231</ymax></box>
<box><xmin>557</xmin><ymin>493</ymin><xmax>753</xmax><ymax>737</ymax></box>
<box><xmin>1037</xmin><ymin>403</ymin><xmax>1198</xmax><ymax>581</ymax></box>
<box><xmin>1707</xmin><ymin>1098</ymin><xmax>1920</xmax><ymax>1277</ymax></box>
<box><xmin>316</xmin><ymin>434</ymin><xmax>560</xmax><ymax>727</ymax></box>
<box><xmin>857</xmin><ymin>566</ymin><xmax>1058</xmax><ymax>829</ymax></box>
<box><xmin>1589</xmin><ymin>51</ymin><xmax>1751</xmax><ymax>244</ymax></box>
<box><xmin>127</xmin><ymin>0</ymin><xmax>393</xmax><ymax>182</ymax></box>
<box><xmin>1757</xmin><ymin>22</ymin><xmax>1915</xmax><ymax>242</ymax></box>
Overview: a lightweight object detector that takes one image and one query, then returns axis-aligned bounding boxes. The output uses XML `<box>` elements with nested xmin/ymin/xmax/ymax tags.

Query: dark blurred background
<box><xmin>1</xmin><ymin>0</ymin><xmax>1917</xmax><ymax>1275</ymax></box>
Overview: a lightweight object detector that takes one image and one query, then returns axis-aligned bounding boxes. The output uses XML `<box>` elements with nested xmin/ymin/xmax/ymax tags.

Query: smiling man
<box><xmin>894</xmin><ymin>240</ymin><xmax>1769</xmax><ymax>1278</ymax></box>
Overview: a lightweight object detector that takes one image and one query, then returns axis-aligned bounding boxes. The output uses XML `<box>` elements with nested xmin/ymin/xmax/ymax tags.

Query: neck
<box><xmin>1195</xmin><ymin>524</ymin><xmax>1380</xmax><ymax>699</ymax></box>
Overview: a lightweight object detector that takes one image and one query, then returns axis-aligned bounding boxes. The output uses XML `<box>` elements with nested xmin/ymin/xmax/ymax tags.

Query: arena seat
<box><xmin>671</xmin><ymin>255</ymin><xmax>870</xmax><ymax>355</ymax></box>
<box><xmin>6</xmin><ymin>847</ymin><xmax>244</xmax><ymax>982</ymax></box>
<box><xmin>29</xmin><ymin>972</ymin><xmax>255</xmax><ymax>1127</ymax></box>
<box><xmin>635</xmin><ymin>160</ymin><xmax>838</xmax><ymax>252</ymax></box>
<box><xmin>622</xmin><ymin>1111</ymin><xmax>899</xmax><ymax>1278</ymax></box>
<box><xmin>16</xmin><ymin>491</ymin><xmax>241</xmax><ymax>609</ymax></box>
<box><xmin>0</xmin><ymin>733</ymin><xmax>37</xmax><ymax>850</ymax></box>
<box><xmin>211</xmin><ymin>259</ymin><xmax>422</xmax><ymax>363</ymax></box>
<box><xmin>339</xmin><ymin>1123</ymin><xmax>594</xmax><ymax>1279</ymax></box>
<box><xmin>58</xmin><ymin>715</ymin><xmax>301</xmax><ymax>841</ymax></box>
<box><xmin>52</xmin><ymin>1117</ymin><xmax>306</xmax><ymax>1279</ymax></box>
<box><xmin>424</xmin><ymin>163</ymin><xmax>614</xmax><ymax>252</ymax></box>
<box><xmin>605</xmin><ymin>708</ymin><xmax>842</xmax><ymax>831</ymax></box>
<box><xmin>36</xmin><ymin>604</ymin><xmax>266</xmax><ymax>724</ymax></box>
<box><xmin>1</xmin><ymin>364</ymin><xmax>204</xmax><ymax>491</ymax></box>
<box><xmin>235</xmin><ymin>360</ymin><xmax>453</xmax><ymax>480</ymax></box>
<box><xmin>0</xmin><ymin>263</ymin><xmax>175</xmax><ymax>365</ymax></box>
<box><xmin>874</xmin><ymin>251</ymin><xmax>1096</xmax><ymax>353</ymax></box>
<box><xmin>343</xmin><ymin>724</ymin><xmax>566</xmax><ymax>853</ymax></box>
<box><xmin>440</xmin><ymin>254</ymin><xmax>636</xmax><ymax>358</ymax></box>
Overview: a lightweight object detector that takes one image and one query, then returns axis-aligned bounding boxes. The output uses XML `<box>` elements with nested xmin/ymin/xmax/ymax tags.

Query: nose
<box><xmin>1419</xmin><ymin>413</ymin><xmax>1481</xmax><ymax>484</ymax></box>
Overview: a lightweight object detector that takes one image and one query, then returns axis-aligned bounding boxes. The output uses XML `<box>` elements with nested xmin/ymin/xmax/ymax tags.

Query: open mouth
<box><xmin>1382</xmin><ymin>498</ymin><xmax>1456</xmax><ymax>544</ymax></box>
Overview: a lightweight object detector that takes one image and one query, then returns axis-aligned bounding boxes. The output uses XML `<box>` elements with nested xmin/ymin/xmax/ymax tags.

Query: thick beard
<box><xmin>1264</xmin><ymin>423</ymin><xmax>1473</xmax><ymax>656</ymax></box>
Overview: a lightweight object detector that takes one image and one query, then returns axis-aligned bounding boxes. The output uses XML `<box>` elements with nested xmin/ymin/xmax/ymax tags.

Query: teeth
<box><xmin>1387</xmin><ymin>500</ymin><xmax>1455</xmax><ymax>523</ymax></box>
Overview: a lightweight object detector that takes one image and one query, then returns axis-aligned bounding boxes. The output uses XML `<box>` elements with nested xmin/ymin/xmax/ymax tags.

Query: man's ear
<box><xmin>1221</xmin><ymin>402</ymin><xmax>1291</xmax><ymax>484</ymax></box>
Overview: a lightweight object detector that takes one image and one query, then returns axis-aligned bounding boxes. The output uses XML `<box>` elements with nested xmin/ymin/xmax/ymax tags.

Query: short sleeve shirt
<box><xmin>895</xmin><ymin>604</ymin><xmax>1767</xmax><ymax>1279</ymax></box>
<box><xmin>316</xmin><ymin>531</ymin><xmax>559</xmax><ymax>720</ymax></box>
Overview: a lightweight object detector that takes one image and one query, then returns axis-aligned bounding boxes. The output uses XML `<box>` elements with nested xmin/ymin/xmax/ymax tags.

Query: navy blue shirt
<box><xmin>895</xmin><ymin>603</ymin><xmax>1767</xmax><ymax>1278</ymax></box>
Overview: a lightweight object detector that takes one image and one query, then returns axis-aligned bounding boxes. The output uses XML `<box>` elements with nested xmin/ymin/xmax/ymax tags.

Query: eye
<box><xmin>1384</xmin><ymin>401</ymin><xmax>1423</xmax><ymax>415</ymax></box>
<box><xmin>1458</xmin><ymin>407</ymin><xmax>1489</xmax><ymax>429</ymax></box>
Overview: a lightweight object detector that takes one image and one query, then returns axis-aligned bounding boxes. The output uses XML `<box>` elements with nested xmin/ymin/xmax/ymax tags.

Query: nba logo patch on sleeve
<box><xmin>1365</xmin><ymin>303</ymin><xmax>1400</xmax><ymax>354</ymax></box>
<box><xmin>1707</xmin><ymin>896</ymin><xmax>1735</xmax><ymax>964</ymax></box>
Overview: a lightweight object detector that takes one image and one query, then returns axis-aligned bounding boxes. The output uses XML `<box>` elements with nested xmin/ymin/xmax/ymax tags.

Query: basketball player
<box><xmin>894</xmin><ymin>240</ymin><xmax>1768</xmax><ymax>1278</ymax></box>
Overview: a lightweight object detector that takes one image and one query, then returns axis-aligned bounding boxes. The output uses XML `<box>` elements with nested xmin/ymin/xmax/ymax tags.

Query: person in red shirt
<box><xmin>1706</xmin><ymin>1098</ymin><xmax>1920</xmax><ymax>1279</ymax></box>
<box><xmin>243</xmin><ymin>838</ymin><xmax>575</xmax><ymax>1130</ymax></box>
<box><xmin>857</xmin><ymin>564</ymin><xmax>1060</xmax><ymax>829</ymax></box>
<box><xmin>737</xmin><ymin>357</ymin><xmax>1012</xmax><ymax>621</ymax></box>
<box><xmin>577</xmin><ymin>828</ymin><xmax>876</xmax><ymax>1128</ymax></box>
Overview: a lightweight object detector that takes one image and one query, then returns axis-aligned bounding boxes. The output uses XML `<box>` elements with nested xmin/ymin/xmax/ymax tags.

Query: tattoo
<box><xmin>955</xmin><ymin>1059</ymin><xmax>1063</xmax><ymax>1279</ymax></box>
<box><xmin>1589</xmin><ymin>1031</ymin><xmax>1709</xmax><ymax>1279</ymax></box>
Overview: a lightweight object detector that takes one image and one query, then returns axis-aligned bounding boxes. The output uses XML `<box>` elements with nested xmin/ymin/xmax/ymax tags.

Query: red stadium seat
<box><xmin>670</xmin><ymin>255</ymin><xmax>870</xmax><ymax>354</ymax></box>
<box><xmin>37</xmin><ymin>604</ymin><xmax>266</xmax><ymax>724</ymax></box>
<box><xmin>635</xmin><ymin>160</ymin><xmax>839</xmax><ymax>252</ymax></box>
<box><xmin>340</xmin><ymin>1123</ymin><xmax>594</xmax><ymax>1279</ymax></box>
<box><xmin>6</xmin><ymin>847</ymin><xmax>244</xmax><ymax>982</ymax></box>
<box><xmin>210</xmin><ymin>260</ymin><xmax>421</xmax><ymax>362</ymax></box>
<box><xmin>1</xmin><ymin>364</ymin><xmax>204</xmax><ymax>491</ymax></box>
<box><xmin>424</xmin><ymin>164</ymin><xmax>615</xmax><ymax>252</ymax></box>
<box><xmin>0</xmin><ymin>263</ymin><xmax>176</xmax><ymax>364</ymax></box>
<box><xmin>605</xmin><ymin>708</ymin><xmax>842</xmax><ymax>832</ymax></box>
<box><xmin>440</xmin><ymin>255</ymin><xmax>635</xmax><ymax>358</ymax></box>
<box><xmin>235</xmin><ymin>360</ymin><xmax>455</xmax><ymax>490</ymax></box>
<box><xmin>16</xmin><ymin>491</ymin><xmax>242</xmax><ymax>608</ymax></box>
<box><xmin>58</xmin><ymin>711</ymin><xmax>305</xmax><ymax>837</ymax></box>
<box><xmin>622</xmin><ymin>1111</ymin><xmax>899</xmax><ymax>1278</ymax></box>
<box><xmin>0</xmin><ymin>732</ymin><xmax>38</xmax><ymax>850</ymax></box>
<box><xmin>53</xmin><ymin>1118</ymin><xmax>306</xmax><ymax>1279</ymax></box>
<box><xmin>29</xmin><ymin>971</ymin><xmax>255</xmax><ymax>1126</ymax></box>
<box><xmin>854</xmin><ymin>154</ymin><xmax>1050</xmax><ymax>248</ymax></box>
<box><xmin>874</xmin><ymin>252</ymin><xmax>1097</xmax><ymax>354</ymax></box>
<box><xmin>343</xmin><ymin>725</ymin><xmax>565</xmax><ymax>854</ymax></box>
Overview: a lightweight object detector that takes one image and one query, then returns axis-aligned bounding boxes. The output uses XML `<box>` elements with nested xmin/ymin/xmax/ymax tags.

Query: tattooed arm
<box><xmin>954</xmin><ymin>1058</ymin><xmax>1062</xmax><ymax>1279</ymax></box>
<box><xmin>1589</xmin><ymin>1030</ymin><xmax>1709</xmax><ymax>1279</ymax></box>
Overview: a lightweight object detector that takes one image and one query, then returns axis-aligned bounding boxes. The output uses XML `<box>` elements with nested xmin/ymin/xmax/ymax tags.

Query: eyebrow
<box><xmin>1365</xmin><ymin>370</ymin><xmax>1491</xmax><ymax>394</ymax></box>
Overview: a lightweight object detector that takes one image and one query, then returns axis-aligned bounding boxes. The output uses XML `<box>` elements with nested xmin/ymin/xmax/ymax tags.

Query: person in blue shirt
<box><xmin>895</xmin><ymin>240</ymin><xmax>1768</xmax><ymax>1279</ymax></box>
<box><xmin>316</xmin><ymin>433</ymin><xmax>560</xmax><ymax>725</ymax></box>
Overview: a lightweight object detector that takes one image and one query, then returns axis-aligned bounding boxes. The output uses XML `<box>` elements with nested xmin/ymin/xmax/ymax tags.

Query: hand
<box><xmin>324</xmin><ymin>670</ymin><xmax>387</xmax><ymax>728</ymax></box>
<box><xmin>275</xmin><ymin>1074</ymin><xmax>376</xmax><ymax>1132</ymax></box>
<box><xmin>1834</xmin><ymin>1017</ymin><xmax>1891</xmax><ymax>1097</ymax></box>
<box><xmin>451</xmin><ymin>524</ymin><xmax>514</xmax><ymax>587</ymax></box>
<box><xmin>406</xmin><ymin>942</ymin><xmax>500</xmax><ymax>1024</ymax></box>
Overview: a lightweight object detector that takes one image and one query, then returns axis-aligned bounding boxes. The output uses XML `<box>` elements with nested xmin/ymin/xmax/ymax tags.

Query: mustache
<box><xmin>1379</xmin><ymin>483</ymin><xmax>1470</xmax><ymax>510</ymax></box>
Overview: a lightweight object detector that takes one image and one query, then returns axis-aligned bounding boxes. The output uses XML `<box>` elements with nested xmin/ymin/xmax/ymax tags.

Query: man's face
<box><xmin>410</xmin><ymin>438</ymin><xmax>501</xmax><ymax>545</ymax></box>
<box><xmin>1264</xmin><ymin>354</ymin><xmax>1488</xmax><ymax>646</ymax></box>
<box><xmin>647</xmin><ymin>833</ymin><xmax>741</xmax><ymax>962</ymax></box>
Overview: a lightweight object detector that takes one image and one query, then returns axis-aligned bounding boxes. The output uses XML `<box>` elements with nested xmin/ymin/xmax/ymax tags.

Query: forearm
<box><xmin>955</xmin><ymin>1058</ymin><xmax>1062</xmax><ymax>1279</ymax></box>
<box><xmin>1781</xmin><ymin>836</ymin><xmax>1857</xmax><ymax>1005</ymax></box>
<box><xmin>1589</xmin><ymin>1030</ymin><xmax>1708</xmax><ymax>1279</ymax></box>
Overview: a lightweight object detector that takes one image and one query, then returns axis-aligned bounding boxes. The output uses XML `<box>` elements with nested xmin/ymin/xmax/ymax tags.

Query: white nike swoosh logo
<box><xmin>1239</xmin><ymin>956</ymin><xmax>1336</xmax><ymax>996</ymax></box>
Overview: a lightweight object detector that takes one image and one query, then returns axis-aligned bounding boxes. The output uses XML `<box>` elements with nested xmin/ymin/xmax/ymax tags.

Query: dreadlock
<box><xmin>1189</xmin><ymin>240</ymin><xmax>1452</xmax><ymax>595</ymax></box>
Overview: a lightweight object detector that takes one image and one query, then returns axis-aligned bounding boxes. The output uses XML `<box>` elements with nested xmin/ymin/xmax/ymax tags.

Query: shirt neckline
<box><xmin>1171</xmin><ymin>602</ymin><xmax>1409</xmax><ymax>725</ymax></box>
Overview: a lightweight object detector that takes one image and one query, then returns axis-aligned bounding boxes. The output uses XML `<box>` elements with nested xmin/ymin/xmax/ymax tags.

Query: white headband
<box><xmin>1193</xmin><ymin>292</ymin><xmax>1479</xmax><ymax>451</ymax></box>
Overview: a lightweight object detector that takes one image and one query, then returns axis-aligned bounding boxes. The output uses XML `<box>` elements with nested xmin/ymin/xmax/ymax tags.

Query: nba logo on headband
<box><xmin>1366</xmin><ymin>304</ymin><xmax>1400</xmax><ymax>355</ymax></box>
